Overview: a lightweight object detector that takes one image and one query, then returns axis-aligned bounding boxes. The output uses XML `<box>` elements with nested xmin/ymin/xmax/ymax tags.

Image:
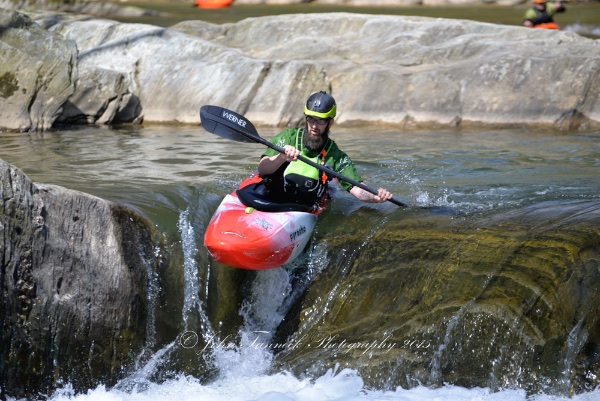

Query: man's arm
<box><xmin>257</xmin><ymin>145</ymin><xmax>299</xmax><ymax>175</ymax></box>
<box><xmin>349</xmin><ymin>185</ymin><xmax>393</xmax><ymax>203</ymax></box>
<box><xmin>523</xmin><ymin>8</ymin><xmax>537</xmax><ymax>26</ymax></box>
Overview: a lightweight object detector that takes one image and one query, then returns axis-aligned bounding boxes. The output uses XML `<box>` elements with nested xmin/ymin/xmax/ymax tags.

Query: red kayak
<box><xmin>204</xmin><ymin>175</ymin><xmax>328</xmax><ymax>270</ymax></box>
<box><xmin>195</xmin><ymin>0</ymin><xmax>233</xmax><ymax>8</ymax></box>
<box><xmin>534</xmin><ymin>22</ymin><xmax>560</xmax><ymax>30</ymax></box>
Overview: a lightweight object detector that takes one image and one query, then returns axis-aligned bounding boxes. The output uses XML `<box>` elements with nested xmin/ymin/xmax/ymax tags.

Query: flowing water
<box><xmin>1</xmin><ymin>124</ymin><xmax>599</xmax><ymax>400</ymax></box>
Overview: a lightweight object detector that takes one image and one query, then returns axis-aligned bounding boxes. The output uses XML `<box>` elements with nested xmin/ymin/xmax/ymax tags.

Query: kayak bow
<box><xmin>204</xmin><ymin>176</ymin><xmax>321</xmax><ymax>270</ymax></box>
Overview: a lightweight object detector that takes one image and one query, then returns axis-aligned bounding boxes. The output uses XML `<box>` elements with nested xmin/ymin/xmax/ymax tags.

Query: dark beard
<box><xmin>303</xmin><ymin>126</ymin><xmax>329</xmax><ymax>152</ymax></box>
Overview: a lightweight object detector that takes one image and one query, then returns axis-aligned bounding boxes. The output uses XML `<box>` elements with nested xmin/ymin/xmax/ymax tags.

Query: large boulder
<box><xmin>41</xmin><ymin>12</ymin><xmax>600</xmax><ymax>130</ymax></box>
<box><xmin>1</xmin><ymin>9</ymin><xmax>599</xmax><ymax>130</ymax></box>
<box><xmin>173</xmin><ymin>14</ymin><xmax>600</xmax><ymax>129</ymax></box>
<box><xmin>0</xmin><ymin>9</ymin><xmax>77</xmax><ymax>130</ymax></box>
<box><xmin>0</xmin><ymin>159</ymin><xmax>159</xmax><ymax>398</ymax></box>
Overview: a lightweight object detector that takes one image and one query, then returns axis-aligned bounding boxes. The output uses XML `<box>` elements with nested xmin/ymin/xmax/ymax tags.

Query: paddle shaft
<box><xmin>236</xmin><ymin>125</ymin><xmax>407</xmax><ymax>207</ymax></box>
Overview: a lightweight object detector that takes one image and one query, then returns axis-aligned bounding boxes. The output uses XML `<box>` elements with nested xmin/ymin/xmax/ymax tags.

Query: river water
<box><xmin>2</xmin><ymin>125</ymin><xmax>598</xmax><ymax>213</ymax></box>
<box><xmin>1</xmin><ymin>124</ymin><xmax>599</xmax><ymax>400</ymax></box>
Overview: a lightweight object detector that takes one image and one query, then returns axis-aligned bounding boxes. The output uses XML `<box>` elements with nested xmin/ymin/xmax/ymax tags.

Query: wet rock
<box><xmin>273</xmin><ymin>201</ymin><xmax>600</xmax><ymax>395</ymax></box>
<box><xmin>0</xmin><ymin>159</ymin><xmax>160</xmax><ymax>398</ymax></box>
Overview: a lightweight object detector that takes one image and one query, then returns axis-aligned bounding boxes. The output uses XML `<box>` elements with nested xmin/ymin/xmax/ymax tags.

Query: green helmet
<box><xmin>304</xmin><ymin>91</ymin><xmax>336</xmax><ymax>119</ymax></box>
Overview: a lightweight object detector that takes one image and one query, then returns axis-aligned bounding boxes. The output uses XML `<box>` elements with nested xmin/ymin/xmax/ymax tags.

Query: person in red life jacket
<box><xmin>256</xmin><ymin>91</ymin><xmax>393</xmax><ymax>210</ymax></box>
<box><xmin>523</xmin><ymin>0</ymin><xmax>566</xmax><ymax>29</ymax></box>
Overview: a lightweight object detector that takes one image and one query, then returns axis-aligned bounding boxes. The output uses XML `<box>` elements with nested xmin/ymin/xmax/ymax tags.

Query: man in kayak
<box><xmin>256</xmin><ymin>91</ymin><xmax>393</xmax><ymax>210</ymax></box>
<box><xmin>523</xmin><ymin>0</ymin><xmax>565</xmax><ymax>29</ymax></box>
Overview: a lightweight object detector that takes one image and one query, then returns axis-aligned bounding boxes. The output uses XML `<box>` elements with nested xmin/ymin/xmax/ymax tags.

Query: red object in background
<box><xmin>195</xmin><ymin>0</ymin><xmax>233</xmax><ymax>8</ymax></box>
<box><xmin>534</xmin><ymin>22</ymin><xmax>561</xmax><ymax>30</ymax></box>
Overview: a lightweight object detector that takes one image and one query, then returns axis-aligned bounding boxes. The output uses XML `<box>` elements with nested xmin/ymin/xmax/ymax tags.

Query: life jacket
<box><xmin>532</xmin><ymin>7</ymin><xmax>555</xmax><ymax>25</ymax></box>
<box><xmin>282</xmin><ymin>129</ymin><xmax>333</xmax><ymax>206</ymax></box>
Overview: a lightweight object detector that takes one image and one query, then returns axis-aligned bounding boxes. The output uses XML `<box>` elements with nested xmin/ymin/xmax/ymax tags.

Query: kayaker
<box><xmin>523</xmin><ymin>0</ymin><xmax>565</xmax><ymax>29</ymax></box>
<box><xmin>256</xmin><ymin>91</ymin><xmax>393</xmax><ymax>209</ymax></box>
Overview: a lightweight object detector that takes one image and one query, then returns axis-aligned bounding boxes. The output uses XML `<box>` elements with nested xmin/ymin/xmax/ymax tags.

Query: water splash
<box><xmin>241</xmin><ymin>269</ymin><xmax>292</xmax><ymax>335</ymax></box>
<box><xmin>113</xmin><ymin>342</ymin><xmax>176</xmax><ymax>393</ymax></box>
<box><xmin>107</xmin><ymin>207</ymin><xmax>213</xmax><ymax>392</ymax></box>
<box><xmin>428</xmin><ymin>303</ymin><xmax>471</xmax><ymax>386</ymax></box>
<box><xmin>44</xmin><ymin>369</ymin><xmax>600</xmax><ymax>401</ymax></box>
<box><xmin>192</xmin><ymin>269</ymin><xmax>295</xmax><ymax>382</ymax></box>
<box><xmin>144</xmin><ymin>245</ymin><xmax>162</xmax><ymax>349</ymax></box>
<box><xmin>178</xmin><ymin>208</ymin><xmax>202</xmax><ymax>330</ymax></box>
<box><xmin>559</xmin><ymin>318</ymin><xmax>588</xmax><ymax>395</ymax></box>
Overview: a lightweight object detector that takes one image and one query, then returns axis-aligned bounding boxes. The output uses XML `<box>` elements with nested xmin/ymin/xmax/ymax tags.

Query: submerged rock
<box><xmin>273</xmin><ymin>200</ymin><xmax>600</xmax><ymax>395</ymax></box>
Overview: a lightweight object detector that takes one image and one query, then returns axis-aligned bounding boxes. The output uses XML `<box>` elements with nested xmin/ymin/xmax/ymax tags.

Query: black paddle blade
<box><xmin>200</xmin><ymin>105</ymin><xmax>261</xmax><ymax>144</ymax></box>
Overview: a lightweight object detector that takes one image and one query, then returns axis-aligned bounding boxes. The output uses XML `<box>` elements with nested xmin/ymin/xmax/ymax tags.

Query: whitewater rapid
<box><xmin>42</xmin><ymin>208</ymin><xmax>600</xmax><ymax>401</ymax></box>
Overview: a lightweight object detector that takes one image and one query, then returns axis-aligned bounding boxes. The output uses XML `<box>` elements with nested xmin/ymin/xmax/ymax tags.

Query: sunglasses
<box><xmin>306</xmin><ymin>116</ymin><xmax>330</xmax><ymax>126</ymax></box>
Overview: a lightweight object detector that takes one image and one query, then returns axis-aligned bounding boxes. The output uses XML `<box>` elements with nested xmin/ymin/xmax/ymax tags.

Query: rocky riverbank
<box><xmin>1</xmin><ymin>7</ymin><xmax>599</xmax><ymax>131</ymax></box>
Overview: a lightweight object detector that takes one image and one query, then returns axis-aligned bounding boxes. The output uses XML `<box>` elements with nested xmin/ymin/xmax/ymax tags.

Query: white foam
<box><xmin>43</xmin><ymin>369</ymin><xmax>600</xmax><ymax>401</ymax></box>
